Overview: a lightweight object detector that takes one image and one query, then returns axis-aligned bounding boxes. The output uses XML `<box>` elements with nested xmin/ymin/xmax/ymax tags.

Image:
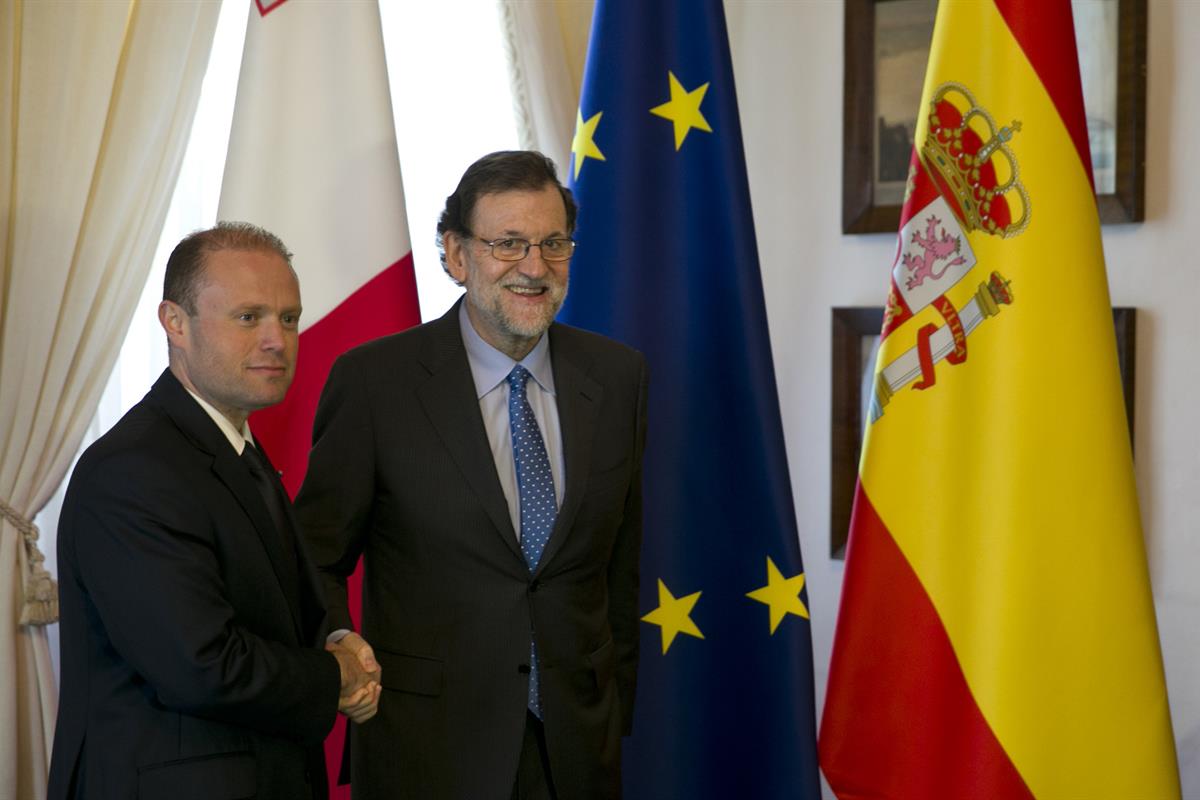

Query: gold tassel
<box><xmin>1</xmin><ymin>497</ymin><xmax>60</xmax><ymax>626</ymax></box>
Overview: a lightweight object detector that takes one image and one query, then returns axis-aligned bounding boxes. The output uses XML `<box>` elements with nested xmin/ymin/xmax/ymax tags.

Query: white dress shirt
<box><xmin>184</xmin><ymin>385</ymin><xmax>254</xmax><ymax>455</ymax></box>
<box><xmin>458</xmin><ymin>302</ymin><xmax>565</xmax><ymax>540</ymax></box>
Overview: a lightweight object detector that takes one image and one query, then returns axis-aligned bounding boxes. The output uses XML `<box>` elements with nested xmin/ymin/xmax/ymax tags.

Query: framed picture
<box><xmin>828</xmin><ymin>306</ymin><xmax>1136</xmax><ymax>559</ymax></box>
<box><xmin>842</xmin><ymin>0</ymin><xmax>1147</xmax><ymax>234</ymax></box>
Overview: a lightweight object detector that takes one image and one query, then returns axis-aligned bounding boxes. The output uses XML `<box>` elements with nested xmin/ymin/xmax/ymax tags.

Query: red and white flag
<box><xmin>218</xmin><ymin>2</ymin><xmax>420</xmax><ymax>795</ymax></box>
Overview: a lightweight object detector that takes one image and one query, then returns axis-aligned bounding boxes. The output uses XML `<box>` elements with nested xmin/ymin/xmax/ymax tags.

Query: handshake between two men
<box><xmin>328</xmin><ymin>631</ymin><xmax>382</xmax><ymax>724</ymax></box>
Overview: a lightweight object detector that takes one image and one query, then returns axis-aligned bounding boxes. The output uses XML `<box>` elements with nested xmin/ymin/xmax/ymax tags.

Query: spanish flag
<box><xmin>819</xmin><ymin>2</ymin><xmax>1180</xmax><ymax>798</ymax></box>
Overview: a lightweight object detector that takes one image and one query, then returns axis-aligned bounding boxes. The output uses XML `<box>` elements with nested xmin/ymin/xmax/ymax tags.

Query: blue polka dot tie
<box><xmin>508</xmin><ymin>365</ymin><xmax>557</xmax><ymax>718</ymax></box>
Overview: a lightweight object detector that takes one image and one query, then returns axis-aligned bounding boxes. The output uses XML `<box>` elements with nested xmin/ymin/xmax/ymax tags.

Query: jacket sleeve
<box><xmin>607</xmin><ymin>354</ymin><xmax>648</xmax><ymax>735</ymax></box>
<box><xmin>293</xmin><ymin>353</ymin><xmax>379</xmax><ymax>633</ymax></box>
<box><xmin>67</xmin><ymin>453</ymin><xmax>340</xmax><ymax>746</ymax></box>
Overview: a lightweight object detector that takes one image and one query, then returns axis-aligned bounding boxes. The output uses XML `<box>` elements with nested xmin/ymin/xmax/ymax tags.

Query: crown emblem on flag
<box><xmin>920</xmin><ymin>83</ymin><xmax>1031</xmax><ymax>238</ymax></box>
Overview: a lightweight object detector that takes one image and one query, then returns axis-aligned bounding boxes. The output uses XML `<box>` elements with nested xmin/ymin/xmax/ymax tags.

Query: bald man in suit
<box><xmin>50</xmin><ymin>223</ymin><xmax>380</xmax><ymax>800</ymax></box>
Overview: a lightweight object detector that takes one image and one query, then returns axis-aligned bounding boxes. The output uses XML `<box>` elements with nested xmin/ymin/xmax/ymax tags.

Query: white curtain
<box><xmin>498</xmin><ymin>0</ymin><xmax>593</xmax><ymax>174</ymax></box>
<box><xmin>0</xmin><ymin>2</ymin><xmax>220</xmax><ymax>797</ymax></box>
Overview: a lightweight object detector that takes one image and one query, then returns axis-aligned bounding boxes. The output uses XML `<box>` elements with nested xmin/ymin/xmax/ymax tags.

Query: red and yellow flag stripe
<box><xmin>821</xmin><ymin>2</ymin><xmax>1180</xmax><ymax>798</ymax></box>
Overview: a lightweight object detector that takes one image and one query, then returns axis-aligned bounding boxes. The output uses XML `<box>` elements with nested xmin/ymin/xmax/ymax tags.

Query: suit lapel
<box><xmin>149</xmin><ymin>370</ymin><xmax>307</xmax><ymax>642</ymax></box>
<box><xmin>416</xmin><ymin>305</ymin><xmax>524</xmax><ymax>562</ymax></box>
<box><xmin>210</xmin><ymin>448</ymin><xmax>307</xmax><ymax>640</ymax></box>
<box><xmin>537</xmin><ymin>327</ymin><xmax>602</xmax><ymax>574</ymax></box>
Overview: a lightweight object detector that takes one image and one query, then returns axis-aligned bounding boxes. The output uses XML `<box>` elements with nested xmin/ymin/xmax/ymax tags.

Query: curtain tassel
<box><xmin>1</xmin><ymin>498</ymin><xmax>59</xmax><ymax>626</ymax></box>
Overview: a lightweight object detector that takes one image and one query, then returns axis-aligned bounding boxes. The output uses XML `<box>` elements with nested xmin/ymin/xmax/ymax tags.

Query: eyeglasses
<box><xmin>475</xmin><ymin>236</ymin><xmax>576</xmax><ymax>262</ymax></box>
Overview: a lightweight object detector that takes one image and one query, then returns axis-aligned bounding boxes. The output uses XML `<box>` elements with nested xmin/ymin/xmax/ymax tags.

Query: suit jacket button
<box><xmin>529</xmin><ymin>579</ymin><xmax>540</xmax><ymax>592</ymax></box>
<box><xmin>518</xmin><ymin>663</ymin><xmax>531</xmax><ymax>674</ymax></box>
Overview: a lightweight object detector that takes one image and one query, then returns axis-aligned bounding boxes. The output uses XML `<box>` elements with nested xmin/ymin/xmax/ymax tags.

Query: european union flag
<box><xmin>561</xmin><ymin>1</ymin><xmax>821</xmax><ymax>797</ymax></box>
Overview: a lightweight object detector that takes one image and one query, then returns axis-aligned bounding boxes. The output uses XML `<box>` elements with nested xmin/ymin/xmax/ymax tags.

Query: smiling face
<box><xmin>444</xmin><ymin>184</ymin><xmax>570</xmax><ymax>361</ymax></box>
<box><xmin>159</xmin><ymin>247</ymin><xmax>302</xmax><ymax>428</ymax></box>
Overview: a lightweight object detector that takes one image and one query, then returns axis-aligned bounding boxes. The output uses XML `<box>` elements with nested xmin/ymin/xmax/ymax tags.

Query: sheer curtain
<box><xmin>32</xmin><ymin>0</ymin><xmax>250</xmax><ymax>688</ymax></box>
<box><xmin>0</xmin><ymin>3</ymin><xmax>220</xmax><ymax>797</ymax></box>
<box><xmin>498</xmin><ymin>0</ymin><xmax>594</xmax><ymax>171</ymax></box>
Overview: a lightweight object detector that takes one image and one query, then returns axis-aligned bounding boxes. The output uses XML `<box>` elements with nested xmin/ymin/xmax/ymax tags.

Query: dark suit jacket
<box><xmin>48</xmin><ymin>369</ymin><xmax>341</xmax><ymax>800</ymax></box>
<box><xmin>295</xmin><ymin>301</ymin><xmax>647</xmax><ymax>800</ymax></box>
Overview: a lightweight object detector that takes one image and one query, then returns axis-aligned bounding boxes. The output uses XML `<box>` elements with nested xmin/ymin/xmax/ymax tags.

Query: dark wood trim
<box><xmin>843</xmin><ymin>0</ymin><xmax>1147</xmax><ymax>234</ymax></box>
<box><xmin>842</xmin><ymin>0</ymin><xmax>880</xmax><ymax>234</ymax></box>
<box><xmin>1098</xmin><ymin>0</ymin><xmax>1147</xmax><ymax>223</ymax></box>
<box><xmin>829</xmin><ymin>307</ymin><xmax>883</xmax><ymax>559</ymax></box>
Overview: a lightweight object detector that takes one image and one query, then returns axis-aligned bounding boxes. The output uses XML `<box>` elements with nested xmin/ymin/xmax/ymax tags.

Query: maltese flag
<box><xmin>220</xmin><ymin>0</ymin><xmax>419</xmax><ymax>494</ymax></box>
<box><xmin>218</xmin><ymin>1</ymin><xmax>419</xmax><ymax>795</ymax></box>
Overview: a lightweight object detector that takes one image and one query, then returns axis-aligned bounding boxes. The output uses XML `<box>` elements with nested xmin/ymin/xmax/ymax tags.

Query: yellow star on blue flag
<box><xmin>571</xmin><ymin>109</ymin><xmax>605</xmax><ymax>179</ymax></box>
<box><xmin>650</xmin><ymin>71</ymin><xmax>712</xmax><ymax>150</ymax></box>
<box><xmin>641</xmin><ymin>578</ymin><xmax>704</xmax><ymax>654</ymax></box>
<box><xmin>746</xmin><ymin>556</ymin><xmax>809</xmax><ymax>634</ymax></box>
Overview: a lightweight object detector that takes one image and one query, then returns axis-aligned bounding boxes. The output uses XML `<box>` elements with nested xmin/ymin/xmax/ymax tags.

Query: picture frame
<box><xmin>842</xmin><ymin>0</ymin><xmax>1147</xmax><ymax>234</ymax></box>
<box><xmin>828</xmin><ymin>306</ymin><xmax>1136</xmax><ymax>559</ymax></box>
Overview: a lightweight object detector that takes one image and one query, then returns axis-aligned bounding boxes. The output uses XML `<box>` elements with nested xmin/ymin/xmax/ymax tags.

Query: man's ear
<box><xmin>444</xmin><ymin>233</ymin><xmax>468</xmax><ymax>285</ymax></box>
<box><xmin>158</xmin><ymin>300</ymin><xmax>188</xmax><ymax>344</ymax></box>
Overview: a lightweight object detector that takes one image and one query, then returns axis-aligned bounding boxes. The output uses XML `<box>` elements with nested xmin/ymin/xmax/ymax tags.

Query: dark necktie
<box><xmin>507</xmin><ymin>365</ymin><xmax>558</xmax><ymax>718</ymax></box>
<box><xmin>241</xmin><ymin>442</ymin><xmax>300</xmax><ymax>585</ymax></box>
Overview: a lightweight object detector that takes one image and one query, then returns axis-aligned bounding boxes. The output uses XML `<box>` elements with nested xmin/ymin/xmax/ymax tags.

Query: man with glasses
<box><xmin>296</xmin><ymin>151</ymin><xmax>648</xmax><ymax>799</ymax></box>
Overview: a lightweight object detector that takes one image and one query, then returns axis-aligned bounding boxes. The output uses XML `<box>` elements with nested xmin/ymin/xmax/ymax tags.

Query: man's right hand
<box><xmin>328</xmin><ymin>635</ymin><xmax>382</xmax><ymax>723</ymax></box>
<box><xmin>337</xmin><ymin>632</ymin><xmax>380</xmax><ymax>681</ymax></box>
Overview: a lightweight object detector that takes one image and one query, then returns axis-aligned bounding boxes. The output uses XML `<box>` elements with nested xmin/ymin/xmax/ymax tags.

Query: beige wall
<box><xmin>723</xmin><ymin>0</ymin><xmax>1199</xmax><ymax>795</ymax></box>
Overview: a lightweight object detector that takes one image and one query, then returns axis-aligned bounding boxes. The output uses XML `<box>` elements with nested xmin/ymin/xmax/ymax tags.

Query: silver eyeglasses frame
<box><xmin>474</xmin><ymin>236</ymin><xmax>576</xmax><ymax>262</ymax></box>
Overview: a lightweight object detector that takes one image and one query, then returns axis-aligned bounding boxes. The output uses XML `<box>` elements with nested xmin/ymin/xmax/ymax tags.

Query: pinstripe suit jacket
<box><xmin>295</xmin><ymin>301</ymin><xmax>647</xmax><ymax>800</ymax></box>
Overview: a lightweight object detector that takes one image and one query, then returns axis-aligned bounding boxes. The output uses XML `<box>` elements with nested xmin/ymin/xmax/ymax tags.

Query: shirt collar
<box><xmin>458</xmin><ymin>300</ymin><xmax>556</xmax><ymax>399</ymax></box>
<box><xmin>183</xmin><ymin>386</ymin><xmax>254</xmax><ymax>455</ymax></box>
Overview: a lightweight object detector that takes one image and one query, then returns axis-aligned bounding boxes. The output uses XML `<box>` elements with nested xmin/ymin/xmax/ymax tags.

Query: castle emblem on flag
<box><xmin>871</xmin><ymin>82</ymin><xmax>1027</xmax><ymax>422</ymax></box>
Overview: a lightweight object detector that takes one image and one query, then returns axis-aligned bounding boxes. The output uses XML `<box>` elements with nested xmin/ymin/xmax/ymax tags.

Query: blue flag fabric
<box><xmin>561</xmin><ymin>1</ymin><xmax>821</xmax><ymax>797</ymax></box>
